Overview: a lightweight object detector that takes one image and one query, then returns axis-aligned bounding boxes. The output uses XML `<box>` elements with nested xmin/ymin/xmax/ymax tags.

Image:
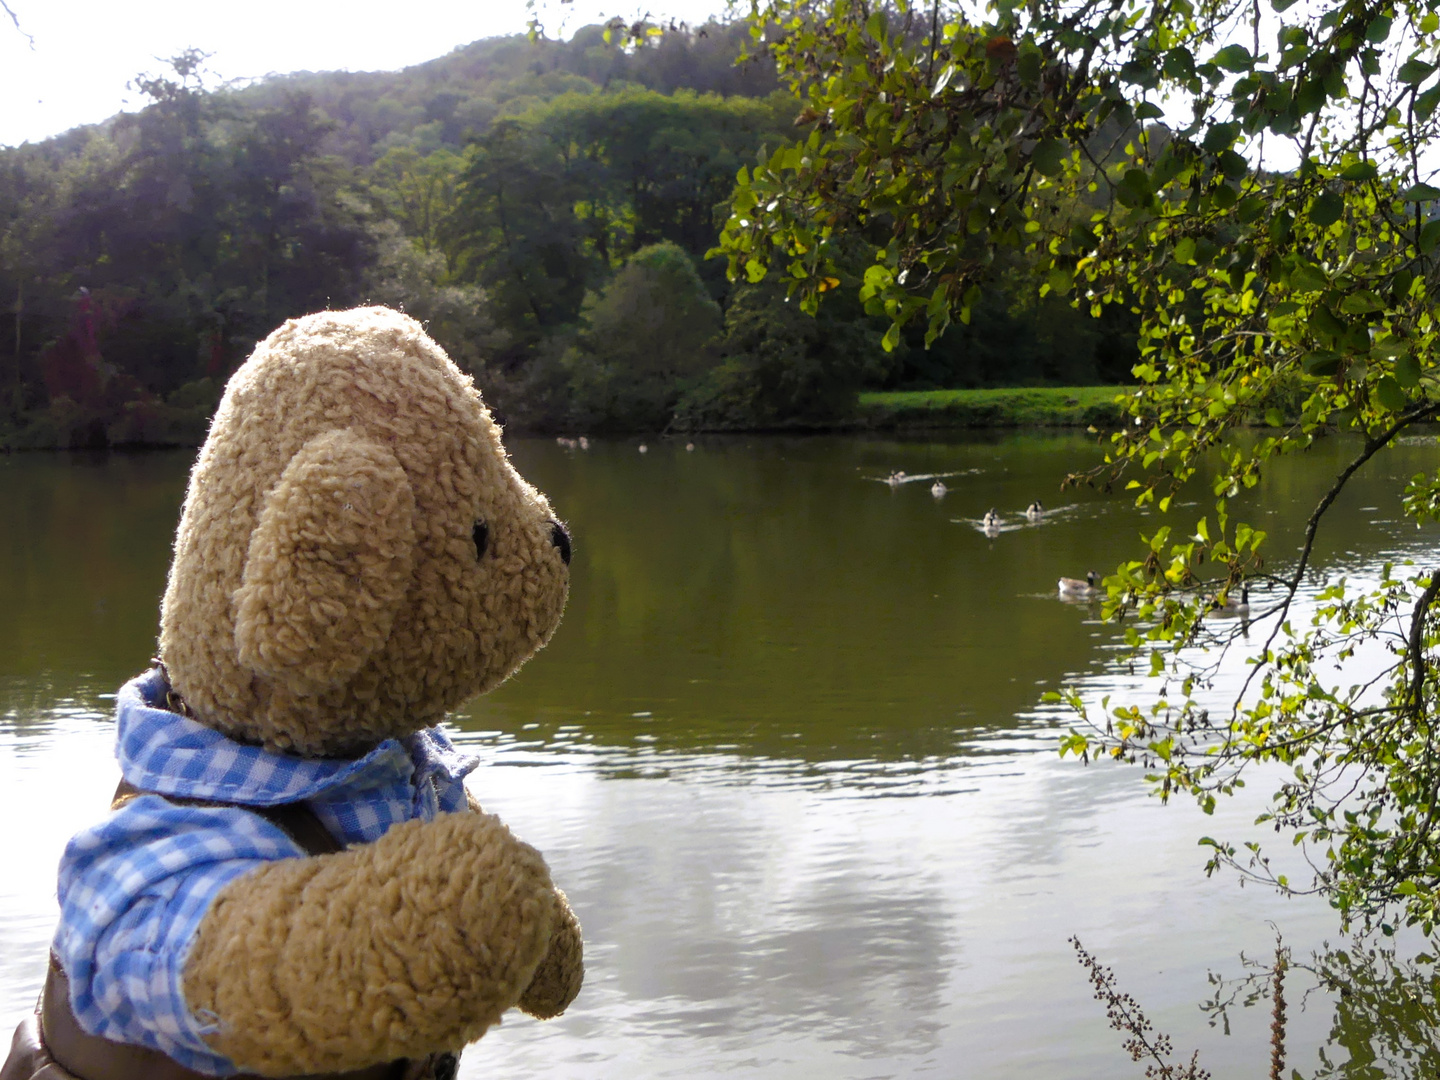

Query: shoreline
<box><xmin>852</xmin><ymin>386</ymin><xmax>1128</xmax><ymax>432</ymax></box>
<box><xmin>0</xmin><ymin>386</ymin><xmax>1134</xmax><ymax>450</ymax></box>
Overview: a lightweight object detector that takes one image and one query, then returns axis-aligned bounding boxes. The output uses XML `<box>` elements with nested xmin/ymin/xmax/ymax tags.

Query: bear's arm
<box><xmin>183</xmin><ymin>809</ymin><xmax>560</xmax><ymax>1076</ymax></box>
<box><xmin>464</xmin><ymin>786</ymin><xmax>584</xmax><ymax>1020</ymax></box>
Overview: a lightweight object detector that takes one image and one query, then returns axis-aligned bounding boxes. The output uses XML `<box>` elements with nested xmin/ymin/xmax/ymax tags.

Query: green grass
<box><xmin>857</xmin><ymin>385</ymin><xmax>1131</xmax><ymax>429</ymax></box>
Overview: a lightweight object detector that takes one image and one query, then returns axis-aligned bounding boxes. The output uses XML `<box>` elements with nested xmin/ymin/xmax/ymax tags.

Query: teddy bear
<box><xmin>5</xmin><ymin>306</ymin><xmax>582</xmax><ymax>1080</ymax></box>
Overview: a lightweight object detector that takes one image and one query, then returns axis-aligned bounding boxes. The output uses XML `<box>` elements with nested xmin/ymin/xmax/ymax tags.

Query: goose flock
<box><xmin>869</xmin><ymin>467</ymin><xmax>1253</xmax><ymax>609</ymax></box>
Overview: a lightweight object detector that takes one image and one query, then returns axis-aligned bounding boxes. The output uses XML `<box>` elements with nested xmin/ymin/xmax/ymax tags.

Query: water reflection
<box><xmin>3</xmin><ymin>434</ymin><xmax>1440</xmax><ymax>1078</ymax></box>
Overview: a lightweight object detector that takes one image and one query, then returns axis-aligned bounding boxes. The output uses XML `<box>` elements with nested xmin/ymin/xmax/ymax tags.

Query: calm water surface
<box><xmin>3</xmin><ymin>433</ymin><xmax>1438</xmax><ymax>1077</ymax></box>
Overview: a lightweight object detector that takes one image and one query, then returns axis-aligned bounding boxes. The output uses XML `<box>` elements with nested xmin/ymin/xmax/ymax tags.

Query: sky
<box><xmin>0</xmin><ymin>0</ymin><xmax>727</xmax><ymax>148</ymax></box>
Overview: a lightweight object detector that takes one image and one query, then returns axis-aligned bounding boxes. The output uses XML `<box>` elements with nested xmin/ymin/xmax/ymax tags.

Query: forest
<box><xmin>0</xmin><ymin>21</ymin><xmax>1137</xmax><ymax>448</ymax></box>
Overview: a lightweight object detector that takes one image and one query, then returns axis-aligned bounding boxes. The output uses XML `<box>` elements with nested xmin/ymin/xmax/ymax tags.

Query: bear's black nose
<box><xmin>549</xmin><ymin>520</ymin><xmax>572</xmax><ymax>565</ymax></box>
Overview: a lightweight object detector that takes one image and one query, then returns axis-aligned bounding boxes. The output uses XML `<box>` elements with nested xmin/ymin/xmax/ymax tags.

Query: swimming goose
<box><xmin>931</xmin><ymin>481</ymin><xmax>947</xmax><ymax>498</ymax></box>
<box><xmin>1058</xmin><ymin>570</ymin><xmax>1100</xmax><ymax>598</ymax></box>
<box><xmin>1208</xmin><ymin>585</ymin><xmax>1250</xmax><ymax>617</ymax></box>
<box><xmin>1026</xmin><ymin>500</ymin><xmax>1044</xmax><ymax>521</ymax></box>
<box><xmin>982</xmin><ymin>508</ymin><xmax>1002</xmax><ymax>532</ymax></box>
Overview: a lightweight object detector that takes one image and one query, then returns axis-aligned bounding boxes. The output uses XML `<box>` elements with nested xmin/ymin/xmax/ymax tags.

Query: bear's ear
<box><xmin>234</xmin><ymin>428</ymin><xmax>417</xmax><ymax>696</ymax></box>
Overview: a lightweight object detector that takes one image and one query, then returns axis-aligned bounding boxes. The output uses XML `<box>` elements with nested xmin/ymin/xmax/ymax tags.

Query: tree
<box><xmin>566</xmin><ymin>241</ymin><xmax>722</xmax><ymax>429</ymax></box>
<box><xmin>448</xmin><ymin>118</ymin><xmax>597</xmax><ymax>357</ymax></box>
<box><xmin>366</xmin><ymin>147</ymin><xmax>464</xmax><ymax>264</ymax></box>
<box><xmin>724</xmin><ymin>0</ymin><xmax>1440</xmax><ymax>933</ymax></box>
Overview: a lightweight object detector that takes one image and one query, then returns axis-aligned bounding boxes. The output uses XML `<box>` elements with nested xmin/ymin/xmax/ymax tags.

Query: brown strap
<box><xmin>41</xmin><ymin>958</ymin><xmax>403</xmax><ymax>1080</ymax></box>
<box><xmin>29</xmin><ymin>783</ymin><xmax>396</xmax><ymax>1080</ymax></box>
<box><xmin>2</xmin><ymin>1010</ymin><xmax>73</xmax><ymax>1080</ymax></box>
<box><xmin>111</xmin><ymin>780</ymin><xmax>343</xmax><ymax>856</ymax></box>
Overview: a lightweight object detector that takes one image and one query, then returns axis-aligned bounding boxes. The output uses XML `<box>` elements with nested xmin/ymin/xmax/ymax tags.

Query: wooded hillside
<box><xmin>0</xmin><ymin>22</ymin><xmax>1136</xmax><ymax>448</ymax></box>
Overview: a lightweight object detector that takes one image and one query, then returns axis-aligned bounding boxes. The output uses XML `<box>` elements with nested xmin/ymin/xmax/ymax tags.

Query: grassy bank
<box><xmin>857</xmin><ymin>385</ymin><xmax>1131</xmax><ymax>430</ymax></box>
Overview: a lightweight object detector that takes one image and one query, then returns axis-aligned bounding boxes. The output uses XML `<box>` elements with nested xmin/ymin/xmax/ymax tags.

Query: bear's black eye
<box><xmin>472</xmin><ymin>521</ymin><xmax>489</xmax><ymax>560</ymax></box>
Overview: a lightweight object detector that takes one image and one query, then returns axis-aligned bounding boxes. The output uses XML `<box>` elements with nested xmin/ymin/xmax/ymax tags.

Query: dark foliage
<box><xmin>0</xmin><ymin>23</ymin><xmax>1137</xmax><ymax>446</ymax></box>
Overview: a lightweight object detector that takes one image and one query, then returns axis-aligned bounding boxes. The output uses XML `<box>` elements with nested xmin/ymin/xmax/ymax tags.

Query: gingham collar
<box><xmin>115</xmin><ymin>667</ymin><xmax>478</xmax><ymax>808</ymax></box>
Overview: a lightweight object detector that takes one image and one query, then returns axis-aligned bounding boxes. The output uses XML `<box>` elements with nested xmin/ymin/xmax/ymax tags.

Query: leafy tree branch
<box><xmin>723</xmin><ymin>0</ymin><xmax>1440</xmax><ymax>931</ymax></box>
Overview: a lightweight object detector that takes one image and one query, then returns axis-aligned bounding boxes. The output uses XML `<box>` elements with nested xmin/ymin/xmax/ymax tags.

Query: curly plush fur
<box><xmin>160</xmin><ymin>306</ymin><xmax>569</xmax><ymax>757</ymax></box>
<box><xmin>154</xmin><ymin>307</ymin><xmax>582</xmax><ymax>1074</ymax></box>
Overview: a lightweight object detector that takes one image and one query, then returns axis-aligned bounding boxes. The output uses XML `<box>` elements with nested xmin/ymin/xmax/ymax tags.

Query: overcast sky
<box><xmin>0</xmin><ymin>0</ymin><xmax>727</xmax><ymax>148</ymax></box>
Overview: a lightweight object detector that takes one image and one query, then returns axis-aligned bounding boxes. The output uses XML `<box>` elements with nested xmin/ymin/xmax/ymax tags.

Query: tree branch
<box><xmin>1233</xmin><ymin>402</ymin><xmax>1440</xmax><ymax>715</ymax></box>
<box><xmin>1407</xmin><ymin>570</ymin><xmax>1440</xmax><ymax>714</ymax></box>
<box><xmin>1</xmin><ymin>0</ymin><xmax>33</xmax><ymax>48</ymax></box>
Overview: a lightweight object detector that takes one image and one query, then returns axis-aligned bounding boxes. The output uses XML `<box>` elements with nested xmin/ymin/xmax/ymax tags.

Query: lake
<box><xmin>3</xmin><ymin>431</ymin><xmax>1438</xmax><ymax>1078</ymax></box>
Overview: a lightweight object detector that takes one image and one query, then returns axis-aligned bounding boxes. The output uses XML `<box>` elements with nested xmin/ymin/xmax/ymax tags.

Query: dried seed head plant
<box><xmin>1071</xmin><ymin>936</ymin><xmax>1211</xmax><ymax>1080</ymax></box>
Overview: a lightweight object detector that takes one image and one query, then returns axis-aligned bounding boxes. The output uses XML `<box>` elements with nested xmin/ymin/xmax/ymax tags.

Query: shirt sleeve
<box><xmin>54</xmin><ymin>795</ymin><xmax>305</xmax><ymax>1077</ymax></box>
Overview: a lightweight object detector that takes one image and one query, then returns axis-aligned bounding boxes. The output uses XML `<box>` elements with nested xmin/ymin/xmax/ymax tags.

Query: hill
<box><xmin>0</xmin><ymin>22</ymin><xmax>1135</xmax><ymax>449</ymax></box>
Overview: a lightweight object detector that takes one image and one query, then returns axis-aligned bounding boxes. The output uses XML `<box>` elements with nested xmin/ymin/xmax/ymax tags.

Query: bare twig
<box><xmin>1234</xmin><ymin>402</ymin><xmax>1440</xmax><ymax>717</ymax></box>
<box><xmin>0</xmin><ymin>0</ymin><xmax>33</xmax><ymax>48</ymax></box>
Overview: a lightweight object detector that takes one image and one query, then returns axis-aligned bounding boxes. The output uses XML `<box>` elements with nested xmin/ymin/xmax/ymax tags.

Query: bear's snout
<box><xmin>548</xmin><ymin>521</ymin><xmax>572</xmax><ymax>565</ymax></box>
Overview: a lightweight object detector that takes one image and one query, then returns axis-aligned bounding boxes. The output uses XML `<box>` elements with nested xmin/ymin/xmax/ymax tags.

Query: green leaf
<box><xmin>881</xmin><ymin>322</ymin><xmax>902</xmax><ymax>352</ymax></box>
<box><xmin>1308</xmin><ymin>305</ymin><xmax>1347</xmax><ymax>345</ymax></box>
<box><xmin>1365</xmin><ymin>15</ymin><xmax>1392</xmax><ymax>43</ymax></box>
<box><xmin>1339</xmin><ymin>291</ymin><xmax>1385</xmax><ymax>314</ymax></box>
<box><xmin>1401</xmin><ymin>183</ymin><xmax>1440</xmax><ymax>202</ymax></box>
<box><xmin>1420</xmin><ymin>86</ymin><xmax>1440</xmax><ymax>123</ymax></box>
<box><xmin>1396</xmin><ymin>352</ymin><xmax>1422</xmax><ymax>388</ymax></box>
<box><xmin>1213</xmin><ymin>45</ymin><xmax>1253</xmax><ymax>72</ymax></box>
<box><xmin>1376</xmin><ymin>375</ymin><xmax>1407</xmax><ymax>412</ymax></box>
<box><xmin>1302</xmin><ymin>351</ymin><xmax>1343</xmax><ymax>377</ymax></box>
<box><xmin>1219</xmin><ymin>150</ymin><xmax>1248</xmax><ymax>179</ymax></box>
<box><xmin>1032</xmin><ymin>138</ymin><xmax>1065</xmax><ymax>177</ymax></box>
<box><xmin>1340</xmin><ymin>160</ymin><xmax>1378</xmax><ymax>181</ymax></box>
<box><xmin>1203</xmin><ymin>123</ymin><xmax>1238</xmax><ymax>153</ymax></box>
<box><xmin>1163</xmin><ymin>49</ymin><xmax>1195</xmax><ymax>80</ymax></box>
<box><xmin>1046</xmin><ymin>266</ymin><xmax>1074</xmax><ymax>295</ymax></box>
<box><xmin>1308</xmin><ymin>190</ymin><xmax>1344</xmax><ymax>226</ymax></box>
<box><xmin>1289</xmin><ymin>263</ymin><xmax>1327</xmax><ymax>291</ymax></box>
<box><xmin>1399</xmin><ymin>58</ymin><xmax>1437</xmax><ymax>85</ymax></box>
<box><xmin>1173</xmin><ymin>237</ymin><xmax>1196</xmax><ymax>264</ymax></box>
<box><xmin>1017</xmin><ymin>50</ymin><xmax>1042</xmax><ymax>85</ymax></box>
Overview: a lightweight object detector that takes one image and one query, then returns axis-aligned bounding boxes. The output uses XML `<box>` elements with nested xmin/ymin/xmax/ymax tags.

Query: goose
<box><xmin>639</xmin><ymin>443</ymin><xmax>649</xmax><ymax>454</ymax></box>
<box><xmin>1058</xmin><ymin>570</ymin><xmax>1100</xmax><ymax>598</ymax></box>
<box><xmin>1026</xmin><ymin>500</ymin><xmax>1044</xmax><ymax>521</ymax></box>
<box><xmin>578</xmin><ymin>436</ymin><xmax>590</xmax><ymax>450</ymax></box>
<box><xmin>886</xmin><ymin>470</ymin><xmax>907</xmax><ymax>488</ymax></box>
<box><xmin>982</xmin><ymin>508</ymin><xmax>1002</xmax><ymax>535</ymax></box>
<box><xmin>931</xmin><ymin>481</ymin><xmax>947</xmax><ymax>498</ymax></box>
<box><xmin>1208</xmin><ymin>585</ymin><xmax>1250</xmax><ymax>618</ymax></box>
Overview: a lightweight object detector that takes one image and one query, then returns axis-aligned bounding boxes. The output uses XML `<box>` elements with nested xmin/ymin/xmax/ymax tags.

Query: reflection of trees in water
<box><xmin>1203</xmin><ymin>940</ymin><xmax>1440</xmax><ymax>1079</ymax></box>
<box><xmin>1310</xmin><ymin>945</ymin><xmax>1440</xmax><ymax>1080</ymax></box>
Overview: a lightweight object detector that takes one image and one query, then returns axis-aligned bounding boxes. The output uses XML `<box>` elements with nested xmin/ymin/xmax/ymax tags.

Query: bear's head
<box><xmin>158</xmin><ymin>306</ymin><xmax>570</xmax><ymax>757</ymax></box>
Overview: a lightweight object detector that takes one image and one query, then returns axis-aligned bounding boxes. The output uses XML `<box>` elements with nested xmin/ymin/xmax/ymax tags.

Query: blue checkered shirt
<box><xmin>52</xmin><ymin>667</ymin><xmax>479</xmax><ymax>1076</ymax></box>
